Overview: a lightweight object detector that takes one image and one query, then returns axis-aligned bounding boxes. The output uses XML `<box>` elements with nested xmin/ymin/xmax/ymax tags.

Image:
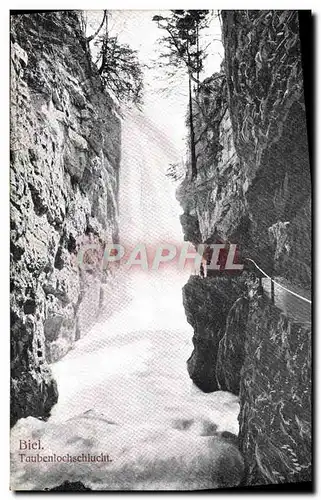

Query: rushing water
<box><xmin>11</xmin><ymin>109</ymin><xmax>241</xmax><ymax>491</ymax></box>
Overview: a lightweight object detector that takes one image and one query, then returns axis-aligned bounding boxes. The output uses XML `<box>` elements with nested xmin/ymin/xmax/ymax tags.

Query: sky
<box><xmin>85</xmin><ymin>10</ymin><xmax>224</xmax><ymax>157</ymax></box>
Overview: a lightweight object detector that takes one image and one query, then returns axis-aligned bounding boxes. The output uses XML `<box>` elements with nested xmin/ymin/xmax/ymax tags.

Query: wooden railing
<box><xmin>244</xmin><ymin>258</ymin><xmax>312</xmax><ymax>305</ymax></box>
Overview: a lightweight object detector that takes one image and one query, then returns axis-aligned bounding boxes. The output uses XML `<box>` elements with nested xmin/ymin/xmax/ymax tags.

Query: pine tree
<box><xmin>95</xmin><ymin>34</ymin><xmax>144</xmax><ymax>105</ymax></box>
<box><xmin>86</xmin><ymin>11</ymin><xmax>144</xmax><ymax>105</ymax></box>
<box><xmin>153</xmin><ymin>10</ymin><xmax>210</xmax><ymax>179</ymax></box>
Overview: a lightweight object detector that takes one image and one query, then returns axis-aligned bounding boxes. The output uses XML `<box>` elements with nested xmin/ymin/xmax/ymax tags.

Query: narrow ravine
<box><xmin>10</xmin><ymin>10</ymin><xmax>312</xmax><ymax>491</ymax></box>
<box><xmin>11</xmin><ymin>109</ymin><xmax>242</xmax><ymax>491</ymax></box>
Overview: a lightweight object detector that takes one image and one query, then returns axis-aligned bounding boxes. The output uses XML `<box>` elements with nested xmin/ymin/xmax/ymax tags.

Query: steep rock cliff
<box><xmin>178</xmin><ymin>11</ymin><xmax>311</xmax><ymax>288</ymax></box>
<box><xmin>239</xmin><ymin>296</ymin><xmax>311</xmax><ymax>485</ymax></box>
<box><xmin>222</xmin><ymin>10</ymin><xmax>311</xmax><ymax>288</ymax></box>
<box><xmin>183</xmin><ymin>276</ymin><xmax>247</xmax><ymax>392</ymax></box>
<box><xmin>178</xmin><ymin>10</ymin><xmax>311</xmax><ymax>486</ymax></box>
<box><xmin>10</xmin><ymin>12</ymin><xmax>121</xmax><ymax>425</ymax></box>
<box><xmin>216</xmin><ymin>296</ymin><xmax>249</xmax><ymax>395</ymax></box>
<box><xmin>177</xmin><ymin>71</ymin><xmax>243</xmax><ymax>246</ymax></box>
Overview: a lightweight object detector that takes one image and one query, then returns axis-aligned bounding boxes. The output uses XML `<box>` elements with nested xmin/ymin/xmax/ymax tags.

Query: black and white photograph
<box><xmin>9</xmin><ymin>6</ymin><xmax>312</xmax><ymax>492</ymax></box>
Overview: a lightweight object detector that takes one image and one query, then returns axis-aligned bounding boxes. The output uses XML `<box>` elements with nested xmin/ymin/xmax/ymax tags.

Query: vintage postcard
<box><xmin>10</xmin><ymin>9</ymin><xmax>312</xmax><ymax>491</ymax></box>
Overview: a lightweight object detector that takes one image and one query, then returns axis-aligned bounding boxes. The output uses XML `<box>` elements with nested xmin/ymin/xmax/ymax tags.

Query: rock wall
<box><xmin>183</xmin><ymin>275</ymin><xmax>247</xmax><ymax>392</ymax></box>
<box><xmin>178</xmin><ymin>11</ymin><xmax>311</xmax><ymax>486</ymax></box>
<box><xmin>222</xmin><ymin>10</ymin><xmax>311</xmax><ymax>288</ymax></box>
<box><xmin>10</xmin><ymin>12</ymin><xmax>121</xmax><ymax>425</ymax></box>
<box><xmin>178</xmin><ymin>11</ymin><xmax>311</xmax><ymax>288</ymax></box>
<box><xmin>239</xmin><ymin>296</ymin><xmax>311</xmax><ymax>485</ymax></box>
<box><xmin>216</xmin><ymin>296</ymin><xmax>249</xmax><ymax>395</ymax></box>
<box><xmin>177</xmin><ymin>71</ymin><xmax>243</xmax><ymax>245</ymax></box>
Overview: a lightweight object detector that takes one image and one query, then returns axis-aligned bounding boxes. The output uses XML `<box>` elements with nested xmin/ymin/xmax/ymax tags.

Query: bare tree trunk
<box><xmin>196</xmin><ymin>23</ymin><xmax>200</xmax><ymax>93</ymax></box>
<box><xmin>188</xmin><ymin>74</ymin><xmax>197</xmax><ymax>180</ymax></box>
<box><xmin>86</xmin><ymin>9</ymin><xmax>107</xmax><ymax>42</ymax></box>
<box><xmin>98</xmin><ymin>12</ymin><xmax>109</xmax><ymax>75</ymax></box>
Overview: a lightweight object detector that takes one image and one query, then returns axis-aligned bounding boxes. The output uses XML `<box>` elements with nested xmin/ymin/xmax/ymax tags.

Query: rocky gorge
<box><xmin>10</xmin><ymin>12</ymin><xmax>121</xmax><ymax>426</ymax></box>
<box><xmin>10</xmin><ymin>9</ymin><xmax>312</xmax><ymax>491</ymax></box>
<box><xmin>178</xmin><ymin>11</ymin><xmax>312</xmax><ymax>486</ymax></box>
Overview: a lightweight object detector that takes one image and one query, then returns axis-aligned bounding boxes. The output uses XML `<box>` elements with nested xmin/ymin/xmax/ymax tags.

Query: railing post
<box><xmin>258</xmin><ymin>276</ymin><xmax>263</xmax><ymax>296</ymax></box>
<box><xmin>271</xmin><ymin>277</ymin><xmax>275</xmax><ymax>304</ymax></box>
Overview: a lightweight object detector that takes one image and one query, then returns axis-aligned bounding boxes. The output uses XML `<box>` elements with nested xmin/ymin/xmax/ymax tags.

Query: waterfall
<box><xmin>119</xmin><ymin>108</ymin><xmax>183</xmax><ymax>245</ymax></box>
<box><xmin>10</xmin><ymin>108</ymin><xmax>242</xmax><ymax>491</ymax></box>
<box><xmin>117</xmin><ymin>107</ymin><xmax>189</xmax><ymax>301</ymax></box>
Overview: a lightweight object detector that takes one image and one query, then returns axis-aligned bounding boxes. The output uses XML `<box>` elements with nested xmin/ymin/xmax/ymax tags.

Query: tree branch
<box><xmin>86</xmin><ymin>10</ymin><xmax>107</xmax><ymax>43</ymax></box>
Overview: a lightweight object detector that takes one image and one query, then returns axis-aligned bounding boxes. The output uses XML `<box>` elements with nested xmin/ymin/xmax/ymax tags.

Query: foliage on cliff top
<box><xmin>153</xmin><ymin>10</ymin><xmax>212</xmax><ymax>179</ymax></box>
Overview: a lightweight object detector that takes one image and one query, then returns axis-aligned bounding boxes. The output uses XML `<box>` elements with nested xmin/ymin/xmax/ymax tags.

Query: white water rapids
<box><xmin>11</xmin><ymin>109</ymin><xmax>241</xmax><ymax>491</ymax></box>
